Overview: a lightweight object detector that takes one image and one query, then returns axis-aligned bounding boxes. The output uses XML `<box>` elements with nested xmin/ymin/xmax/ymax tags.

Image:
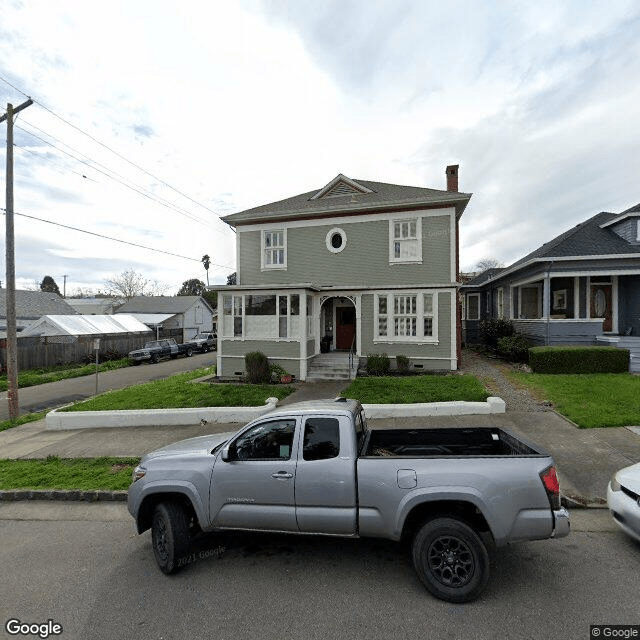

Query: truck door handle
<box><xmin>271</xmin><ymin>471</ymin><xmax>293</xmax><ymax>479</ymax></box>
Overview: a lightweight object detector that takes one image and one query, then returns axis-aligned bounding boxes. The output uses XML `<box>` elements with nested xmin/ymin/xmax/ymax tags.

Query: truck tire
<box><xmin>186</xmin><ymin>348</ymin><xmax>193</xmax><ymax>357</ymax></box>
<box><xmin>412</xmin><ymin>517</ymin><xmax>489</xmax><ymax>603</ymax></box>
<box><xmin>202</xmin><ymin>345</ymin><xmax>209</xmax><ymax>353</ymax></box>
<box><xmin>150</xmin><ymin>355</ymin><xmax>158</xmax><ymax>364</ymax></box>
<box><xmin>151</xmin><ymin>502</ymin><xmax>190</xmax><ymax>575</ymax></box>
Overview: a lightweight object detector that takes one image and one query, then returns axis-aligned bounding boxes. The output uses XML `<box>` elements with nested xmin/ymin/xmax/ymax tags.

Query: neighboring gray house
<box><xmin>0</xmin><ymin>289</ymin><xmax>78</xmax><ymax>332</ymax></box>
<box><xmin>213</xmin><ymin>168</ymin><xmax>471</xmax><ymax>380</ymax></box>
<box><xmin>116</xmin><ymin>296</ymin><xmax>215</xmax><ymax>342</ymax></box>
<box><xmin>66</xmin><ymin>297</ymin><xmax>124</xmax><ymax>315</ymax></box>
<box><xmin>462</xmin><ymin>203</ymin><xmax>640</xmax><ymax>371</ymax></box>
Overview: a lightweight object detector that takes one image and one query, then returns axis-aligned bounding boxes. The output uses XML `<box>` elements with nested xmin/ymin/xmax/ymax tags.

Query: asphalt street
<box><xmin>0</xmin><ymin>504</ymin><xmax>638</xmax><ymax>640</ymax></box>
<box><xmin>0</xmin><ymin>351</ymin><xmax>216</xmax><ymax>421</ymax></box>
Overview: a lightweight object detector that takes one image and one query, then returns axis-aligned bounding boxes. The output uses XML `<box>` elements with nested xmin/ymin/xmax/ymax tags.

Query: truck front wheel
<box><xmin>151</xmin><ymin>502</ymin><xmax>190</xmax><ymax>575</ymax></box>
<box><xmin>185</xmin><ymin>348</ymin><xmax>193</xmax><ymax>357</ymax></box>
<box><xmin>412</xmin><ymin>517</ymin><xmax>489</xmax><ymax>603</ymax></box>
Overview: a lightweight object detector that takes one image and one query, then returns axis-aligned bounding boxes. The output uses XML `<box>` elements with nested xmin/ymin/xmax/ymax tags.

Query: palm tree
<box><xmin>201</xmin><ymin>255</ymin><xmax>210</xmax><ymax>286</ymax></box>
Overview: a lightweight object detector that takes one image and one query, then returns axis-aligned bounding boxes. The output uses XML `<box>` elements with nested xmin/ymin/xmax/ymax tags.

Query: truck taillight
<box><xmin>540</xmin><ymin>466</ymin><xmax>561</xmax><ymax>510</ymax></box>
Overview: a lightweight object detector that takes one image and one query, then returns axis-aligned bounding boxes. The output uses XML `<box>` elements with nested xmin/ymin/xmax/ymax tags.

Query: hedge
<box><xmin>528</xmin><ymin>346</ymin><xmax>630</xmax><ymax>374</ymax></box>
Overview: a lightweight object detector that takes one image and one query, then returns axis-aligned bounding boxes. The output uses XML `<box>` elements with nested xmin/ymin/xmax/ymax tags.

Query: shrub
<box><xmin>480</xmin><ymin>318</ymin><xmax>514</xmax><ymax>348</ymax></box>
<box><xmin>529</xmin><ymin>346</ymin><xmax>630</xmax><ymax>374</ymax></box>
<box><xmin>366</xmin><ymin>353</ymin><xmax>390</xmax><ymax>376</ymax></box>
<box><xmin>396</xmin><ymin>355</ymin><xmax>411</xmax><ymax>373</ymax></box>
<box><xmin>269</xmin><ymin>362</ymin><xmax>290</xmax><ymax>383</ymax></box>
<box><xmin>244</xmin><ymin>351</ymin><xmax>271</xmax><ymax>383</ymax></box>
<box><xmin>497</xmin><ymin>334</ymin><xmax>530</xmax><ymax>363</ymax></box>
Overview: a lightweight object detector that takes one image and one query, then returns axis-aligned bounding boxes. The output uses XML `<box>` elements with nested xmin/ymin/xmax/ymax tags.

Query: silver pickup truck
<box><xmin>128</xmin><ymin>398</ymin><xmax>570</xmax><ymax>603</ymax></box>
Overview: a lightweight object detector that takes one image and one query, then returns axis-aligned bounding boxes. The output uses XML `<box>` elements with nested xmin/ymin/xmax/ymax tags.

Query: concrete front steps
<box><xmin>306</xmin><ymin>352</ymin><xmax>356</xmax><ymax>381</ymax></box>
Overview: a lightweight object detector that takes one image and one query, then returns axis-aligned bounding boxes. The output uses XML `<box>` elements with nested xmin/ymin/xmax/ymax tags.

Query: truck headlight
<box><xmin>132</xmin><ymin>466</ymin><xmax>147</xmax><ymax>483</ymax></box>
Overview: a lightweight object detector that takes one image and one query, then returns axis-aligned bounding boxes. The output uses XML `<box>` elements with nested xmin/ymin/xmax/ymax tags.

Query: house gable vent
<box><xmin>310</xmin><ymin>174</ymin><xmax>375</xmax><ymax>201</ymax></box>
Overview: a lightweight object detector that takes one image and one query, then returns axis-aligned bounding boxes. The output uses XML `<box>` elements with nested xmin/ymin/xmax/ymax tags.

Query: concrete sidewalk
<box><xmin>2</xmin><ymin>375</ymin><xmax>639</xmax><ymax>507</ymax></box>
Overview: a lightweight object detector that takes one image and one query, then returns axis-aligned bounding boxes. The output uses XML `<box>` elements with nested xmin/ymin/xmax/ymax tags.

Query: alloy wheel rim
<box><xmin>426</xmin><ymin>535</ymin><xmax>474</xmax><ymax>587</ymax></box>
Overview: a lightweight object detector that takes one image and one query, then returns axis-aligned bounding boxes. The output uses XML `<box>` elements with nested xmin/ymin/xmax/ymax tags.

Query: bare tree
<box><xmin>474</xmin><ymin>257</ymin><xmax>504</xmax><ymax>273</ymax></box>
<box><xmin>105</xmin><ymin>269</ymin><xmax>168</xmax><ymax>300</ymax></box>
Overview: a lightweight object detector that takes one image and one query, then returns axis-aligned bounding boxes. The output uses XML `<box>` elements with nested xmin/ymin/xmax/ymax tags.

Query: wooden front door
<box><xmin>590</xmin><ymin>284</ymin><xmax>613</xmax><ymax>332</ymax></box>
<box><xmin>336</xmin><ymin>306</ymin><xmax>356</xmax><ymax>350</ymax></box>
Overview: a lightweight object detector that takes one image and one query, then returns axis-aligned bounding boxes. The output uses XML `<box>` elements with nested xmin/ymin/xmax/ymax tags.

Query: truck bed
<box><xmin>362</xmin><ymin>427</ymin><xmax>540</xmax><ymax>457</ymax></box>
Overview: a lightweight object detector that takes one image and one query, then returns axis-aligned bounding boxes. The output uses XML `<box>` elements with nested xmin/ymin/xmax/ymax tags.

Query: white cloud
<box><xmin>0</xmin><ymin>0</ymin><xmax>638</xmax><ymax>291</ymax></box>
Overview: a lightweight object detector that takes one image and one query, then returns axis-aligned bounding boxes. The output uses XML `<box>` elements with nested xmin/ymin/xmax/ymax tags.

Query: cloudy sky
<box><xmin>1</xmin><ymin>0</ymin><xmax>639</xmax><ymax>295</ymax></box>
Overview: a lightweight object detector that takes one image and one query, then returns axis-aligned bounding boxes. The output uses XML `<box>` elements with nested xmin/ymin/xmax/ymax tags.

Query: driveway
<box><xmin>0</xmin><ymin>351</ymin><xmax>216</xmax><ymax>421</ymax></box>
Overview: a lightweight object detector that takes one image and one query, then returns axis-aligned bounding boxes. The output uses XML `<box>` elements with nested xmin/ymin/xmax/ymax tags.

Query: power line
<box><xmin>14</xmin><ymin>121</ymin><xmax>215</xmax><ymax>227</ymax></box>
<box><xmin>0</xmin><ymin>74</ymin><xmax>223</xmax><ymax>218</ymax></box>
<box><xmin>0</xmin><ymin>207</ymin><xmax>235</xmax><ymax>270</ymax></box>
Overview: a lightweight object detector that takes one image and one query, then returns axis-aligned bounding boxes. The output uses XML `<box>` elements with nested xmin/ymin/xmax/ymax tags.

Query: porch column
<box><xmin>543</xmin><ymin>274</ymin><xmax>551</xmax><ymax>319</ymax></box>
<box><xmin>300</xmin><ymin>290</ymin><xmax>307</xmax><ymax>381</ymax></box>
<box><xmin>355</xmin><ymin>295</ymin><xmax>362</xmax><ymax>356</ymax></box>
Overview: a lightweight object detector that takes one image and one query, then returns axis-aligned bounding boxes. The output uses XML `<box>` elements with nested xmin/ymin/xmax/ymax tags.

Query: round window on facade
<box><xmin>326</xmin><ymin>227</ymin><xmax>347</xmax><ymax>253</ymax></box>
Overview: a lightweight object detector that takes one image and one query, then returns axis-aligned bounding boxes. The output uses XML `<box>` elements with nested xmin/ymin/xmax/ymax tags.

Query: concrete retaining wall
<box><xmin>46</xmin><ymin>398</ymin><xmax>279</xmax><ymax>430</ymax></box>
<box><xmin>46</xmin><ymin>396</ymin><xmax>505</xmax><ymax>430</ymax></box>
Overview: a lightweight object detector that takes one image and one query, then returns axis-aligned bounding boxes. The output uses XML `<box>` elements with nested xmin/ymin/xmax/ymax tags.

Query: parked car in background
<box><xmin>607</xmin><ymin>462</ymin><xmax>640</xmax><ymax>543</ymax></box>
<box><xmin>128</xmin><ymin>338</ymin><xmax>194</xmax><ymax>364</ymax></box>
<box><xmin>187</xmin><ymin>332</ymin><xmax>216</xmax><ymax>353</ymax></box>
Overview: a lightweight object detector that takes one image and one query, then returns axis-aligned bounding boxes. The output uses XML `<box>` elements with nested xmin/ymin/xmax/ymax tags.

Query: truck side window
<box><xmin>303</xmin><ymin>418</ymin><xmax>340</xmax><ymax>461</ymax></box>
<box><xmin>234</xmin><ymin>419</ymin><xmax>296</xmax><ymax>460</ymax></box>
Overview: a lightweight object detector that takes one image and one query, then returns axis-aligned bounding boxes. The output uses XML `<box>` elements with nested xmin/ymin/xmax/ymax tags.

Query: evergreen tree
<box><xmin>40</xmin><ymin>275</ymin><xmax>61</xmax><ymax>296</ymax></box>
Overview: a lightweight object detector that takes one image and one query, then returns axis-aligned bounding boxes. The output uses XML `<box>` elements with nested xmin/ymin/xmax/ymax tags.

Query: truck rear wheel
<box><xmin>202</xmin><ymin>345</ymin><xmax>209</xmax><ymax>353</ymax></box>
<box><xmin>186</xmin><ymin>348</ymin><xmax>193</xmax><ymax>357</ymax></box>
<box><xmin>412</xmin><ymin>517</ymin><xmax>489</xmax><ymax>603</ymax></box>
<box><xmin>151</xmin><ymin>502</ymin><xmax>190</xmax><ymax>575</ymax></box>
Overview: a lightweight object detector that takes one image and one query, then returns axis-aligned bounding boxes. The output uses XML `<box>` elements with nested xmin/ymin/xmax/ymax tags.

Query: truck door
<box><xmin>209</xmin><ymin>417</ymin><xmax>299</xmax><ymax>532</ymax></box>
<box><xmin>295</xmin><ymin>415</ymin><xmax>357</xmax><ymax>535</ymax></box>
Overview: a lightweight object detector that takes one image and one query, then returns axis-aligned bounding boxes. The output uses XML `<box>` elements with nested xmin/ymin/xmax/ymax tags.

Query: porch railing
<box><xmin>348</xmin><ymin>334</ymin><xmax>357</xmax><ymax>379</ymax></box>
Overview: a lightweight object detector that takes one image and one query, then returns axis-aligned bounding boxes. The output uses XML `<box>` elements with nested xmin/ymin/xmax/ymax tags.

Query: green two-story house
<box><xmin>214</xmin><ymin>167</ymin><xmax>471</xmax><ymax>380</ymax></box>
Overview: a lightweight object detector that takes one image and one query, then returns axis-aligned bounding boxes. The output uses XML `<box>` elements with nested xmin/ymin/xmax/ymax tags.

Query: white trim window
<box><xmin>389</xmin><ymin>217</ymin><xmax>422</xmax><ymax>263</ymax></box>
<box><xmin>262</xmin><ymin>229</ymin><xmax>287</xmax><ymax>269</ymax></box>
<box><xmin>637</xmin><ymin>219</ymin><xmax>640</xmax><ymax>242</ymax></box>
<box><xmin>497</xmin><ymin>288</ymin><xmax>504</xmax><ymax>319</ymax></box>
<box><xmin>222</xmin><ymin>293</ymin><xmax>300</xmax><ymax>340</ymax></box>
<box><xmin>466</xmin><ymin>293</ymin><xmax>480</xmax><ymax>320</ymax></box>
<box><xmin>518</xmin><ymin>285</ymin><xmax>542</xmax><ymax>319</ymax></box>
<box><xmin>375</xmin><ymin>291</ymin><xmax>437</xmax><ymax>342</ymax></box>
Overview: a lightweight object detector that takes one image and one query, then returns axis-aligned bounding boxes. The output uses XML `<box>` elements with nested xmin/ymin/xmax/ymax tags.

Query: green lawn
<box><xmin>0</xmin><ymin>358</ymin><xmax>131</xmax><ymax>391</ymax></box>
<box><xmin>0</xmin><ymin>456</ymin><xmax>139</xmax><ymax>490</ymax></box>
<box><xmin>511</xmin><ymin>372</ymin><xmax>640</xmax><ymax>428</ymax></box>
<box><xmin>342</xmin><ymin>374</ymin><xmax>490</xmax><ymax>404</ymax></box>
<box><xmin>61</xmin><ymin>367</ymin><xmax>294</xmax><ymax>412</ymax></box>
<box><xmin>0</xmin><ymin>411</ymin><xmax>47</xmax><ymax>433</ymax></box>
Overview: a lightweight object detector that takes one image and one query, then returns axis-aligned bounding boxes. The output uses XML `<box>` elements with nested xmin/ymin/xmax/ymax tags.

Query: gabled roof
<box><xmin>19</xmin><ymin>314</ymin><xmax>151</xmax><ymax>337</ymax></box>
<box><xmin>222</xmin><ymin>174</ymin><xmax>471</xmax><ymax>226</ymax></box>
<box><xmin>116</xmin><ymin>296</ymin><xmax>213</xmax><ymax>315</ymax></box>
<box><xmin>507</xmin><ymin>210</ymin><xmax>640</xmax><ymax>272</ymax></box>
<box><xmin>0</xmin><ymin>289</ymin><xmax>79</xmax><ymax>320</ymax></box>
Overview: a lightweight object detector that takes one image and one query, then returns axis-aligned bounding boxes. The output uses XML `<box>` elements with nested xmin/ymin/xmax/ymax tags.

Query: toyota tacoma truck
<box><xmin>128</xmin><ymin>399</ymin><xmax>570</xmax><ymax>603</ymax></box>
<box><xmin>128</xmin><ymin>338</ymin><xmax>194</xmax><ymax>364</ymax></box>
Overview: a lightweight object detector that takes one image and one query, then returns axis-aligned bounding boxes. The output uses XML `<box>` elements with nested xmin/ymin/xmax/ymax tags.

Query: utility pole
<box><xmin>1</xmin><ymin>98</ymin><xmax>33</xmax><ymax>419</ymax></box>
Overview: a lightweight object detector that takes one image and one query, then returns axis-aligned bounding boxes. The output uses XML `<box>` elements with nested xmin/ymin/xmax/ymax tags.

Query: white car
<box><xmin>607</xmin><ymin>462</ymin><xmax>640</xmax><ymax>544</ymax></box>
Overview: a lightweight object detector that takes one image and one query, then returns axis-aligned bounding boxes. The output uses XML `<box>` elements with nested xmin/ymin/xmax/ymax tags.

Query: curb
<box><xmin>0</xmin><ymin>489</ymin><xmax>127</xmax><ymax>502</ymax></box>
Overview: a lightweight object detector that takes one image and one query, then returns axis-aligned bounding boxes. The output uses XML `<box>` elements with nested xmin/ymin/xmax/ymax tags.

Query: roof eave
<box><xmin>222</xmin><ymin>193</ymin><xmax>472</xmax><ymax>227</ymax></box>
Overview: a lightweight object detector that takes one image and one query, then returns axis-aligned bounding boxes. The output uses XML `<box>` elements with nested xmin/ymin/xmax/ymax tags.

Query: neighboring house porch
<box><xmin>462</xmin><ymin>204</ymin><xmax>640</xmax><ymax>371</ymax></box>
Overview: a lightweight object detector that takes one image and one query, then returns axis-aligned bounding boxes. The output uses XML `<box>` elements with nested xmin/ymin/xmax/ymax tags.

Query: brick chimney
<box><xmin>446</xmin><ymin>164</ymin><xmax>459</xmax><ymax>192</ymax></box>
